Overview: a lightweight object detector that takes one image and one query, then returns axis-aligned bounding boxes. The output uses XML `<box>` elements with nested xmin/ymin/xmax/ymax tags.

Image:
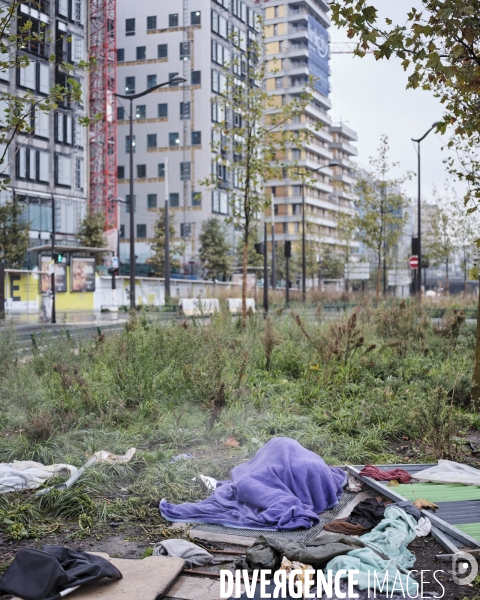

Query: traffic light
<box><xmin>52</xmin><ymin>252</ymin><xmax>63</xmax><ymax>263</ymax></box>
<box><xmin>254</xmin><ymin>242</ymin><xmax>265</xmax><ymax>255</ymax></box>
<box><xmin>284</xmin><ymin>241</ymin><xmax>292</xmax><ymax>258</ymax></box>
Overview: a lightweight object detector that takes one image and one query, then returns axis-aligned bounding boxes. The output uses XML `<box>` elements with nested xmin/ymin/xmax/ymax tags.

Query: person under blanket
<box><xmin>160</xmin><ymin>437</ymin><xmax>346</xmax><ymax>530</ymax></box>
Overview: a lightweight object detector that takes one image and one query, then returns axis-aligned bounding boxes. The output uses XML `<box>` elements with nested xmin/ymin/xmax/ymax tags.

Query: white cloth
<box><xmin>0</xmin><ymin>461</ymin><xmax>77</xmax><ymax>494</ymax></box>
<box><xmin>414</xmin><ymin>460</ymin><xmax>480</xmax><ymax>486</ymax></box>
<box><xmin>93</xmin><ymin>448</ymin><xmax>136</xmax><ymax>464</ymax></box>
<box><xmin>414</xmin><ymin>517</ymin><xmax>431</xmax><ymax>537</ymax></box>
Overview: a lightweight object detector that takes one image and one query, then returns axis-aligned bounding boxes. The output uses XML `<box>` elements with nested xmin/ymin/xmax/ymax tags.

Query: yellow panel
<box><xmin>274</xmin><ymin>223</ymin><xmax>283</xmax><ymax>235</ymax></box>
<box><xmin>264</xmin><ymin>25</ymin><xmax>274</xmax><ymax>37</ymax></box>
<box><xmin>268</xmin><ymin>58</ymin><xmax>281</xmax><ymax>73</ymax></box>
<box><xmin>265</xmin><ymin>6</ymin><xmax>275</xmax><ymax>19</ymax></box>
<box><xmin>278</xmin><ymin>4</ymin><xmax>286</xmax><ymax>17</ymax></box>
<box><xmin>266</xmin><ymin>78</ymin><xmax>276</xmax><ymax>91</ymax></box>
<box><xmin>270</xmin><ymin>95</ymin><xmax>283</xmax><ymax>107</ymax></box>
<box><xmin>6</xmin><ymin>272</ymin><xmax>39</xmax><ymax>308</ymax></box>
<box><xmin>278</xmin><ymin>22</ymin><xmax>286</xmax><ymax>35</ymax></box>
<box><xmin>56</xmin><ymin>267</ymin><xmax>94</xmax><ymax>312</ymax></box>
<box><xmin>266</xmin><ymin>41</ymin><xmax>279</xmax><ymax>55</ymax></box>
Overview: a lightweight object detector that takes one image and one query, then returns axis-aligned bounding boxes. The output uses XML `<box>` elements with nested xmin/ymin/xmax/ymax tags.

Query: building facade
<box><xmin>0</xmin><ymin>0</ymin><xmax>88</xmax><ymax>267</ymax></box>
<box><xmin>259</xmin><ymin>0</ymin><xmax>358</xmax><ymax>283</ymax></box>
<box><xmin>116</xmin><ymin>0</ymin><xmax>259</xmax><ymax>274</ymax></box>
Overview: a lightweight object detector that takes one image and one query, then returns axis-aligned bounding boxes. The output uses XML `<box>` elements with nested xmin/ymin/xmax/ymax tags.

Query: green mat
<box><xmin>456</xmin><ymin>523</ymin><xmax>480</xmax><ymax>542</ymax></box>
<box><xmin>396</xmin><ymin>483</ymin><xmax>480</xmax><ymax>503</ymax></box>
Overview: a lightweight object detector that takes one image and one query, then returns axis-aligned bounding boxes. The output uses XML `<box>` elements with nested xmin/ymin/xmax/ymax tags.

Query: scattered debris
<box><xmin>170</xmin><ymin>453</ymin><xmax>194</xmax><ymax>464</ymax></box>
<box><xmin>224</xmin><ymin>437</ymin><xmax>240</xmax><ymax>448</ymax></box>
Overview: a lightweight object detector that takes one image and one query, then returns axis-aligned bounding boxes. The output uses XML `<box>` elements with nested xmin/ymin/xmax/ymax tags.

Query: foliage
<box><xmin>0</xmin><ymin>199</ymin><xmax>29</xmax><ymax>268</ymax></box>
<box><xmin>199</xmin><ymin>218</ymin><xmax>232</xmax><ymax>281</ymax></box>
<box><xmin>149</xmin><ymin>208</ymin><xmax>185</xmax><ymax>276</ymax></box>
<box><xmin>77</xmin><ymin>211</ymin><xmax>106</xmax><ymax>265</ymax></box>
<box><xmin>337</xmin><ymin>211</ymin><xmax>357</xmax><ymax>290</ymax></box>
<box><xmin>318</xmin><ymin>248</ymin><xmax>344</xmax><ymax>280</ymax></box>
<box><xmin>354</xmin><ymin>136</ymin><xmax>409</xmax><ymax>301</ymax></box>
<box><xmin>201</xmin><ymin>20</ymin><xmax>316</xmax><ymax>323</ymax></box>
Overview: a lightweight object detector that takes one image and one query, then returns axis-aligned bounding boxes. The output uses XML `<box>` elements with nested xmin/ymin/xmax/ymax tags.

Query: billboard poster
<box><xmin>39</xmin><ymin>256</ymin><xmax>67</xmax><ymax>293</ymax></box>
<box><xmin>71</xmin><ymin>257</ymin><xmax>96</xmax><ymax>292</ymax></box>
<box><xmin>307</xmin><ymin>16</ymin><xmax>330</xmax><ymax>97</ymax></box>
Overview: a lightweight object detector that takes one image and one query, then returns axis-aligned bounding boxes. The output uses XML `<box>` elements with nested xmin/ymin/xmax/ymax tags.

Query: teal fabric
<box><xmin>325</xmin><ymin>506</ymin><xmax>419</xmax><ymax>595</ymax></box>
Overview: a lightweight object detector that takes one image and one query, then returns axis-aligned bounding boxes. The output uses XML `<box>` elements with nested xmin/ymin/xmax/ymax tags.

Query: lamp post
<box><xmin>412</xmin><ymin>122</ymin><xmax>440</xmax><ymax>299</ymax></box>
<box><xmin>294</xmin><ymin>161</ymin><xmax>340</xmax><ymax>302</ymax></box>
<box><xmin>115</xmin><ymin>75</ymin><xmax>187</xmax><ymax>311</ymax></box>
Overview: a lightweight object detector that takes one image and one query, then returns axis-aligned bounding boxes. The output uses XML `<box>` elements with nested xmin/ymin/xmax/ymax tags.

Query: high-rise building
<box><xmin>116</xmin><ymin>0</ymin><xmax>259</xmax><ymax>275</ymax></box>
<box><xmin>259</xmin><ymin>0</ymin><xmax>359</xmax><ymax>283</ymax></box>
<box><xmin>1</xmin><ymin>0</ymin><xmax>88</xmax><ymax>265</ymax></box>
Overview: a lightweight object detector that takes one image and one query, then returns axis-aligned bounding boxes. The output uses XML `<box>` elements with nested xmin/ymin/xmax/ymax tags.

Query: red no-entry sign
<box><xmin>408</xmin><ymin>255</ymin><xmax>419</xmax><ymax>269</ymax></box>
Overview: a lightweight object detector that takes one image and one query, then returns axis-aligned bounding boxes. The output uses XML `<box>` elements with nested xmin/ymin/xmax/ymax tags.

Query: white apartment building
<box><xmin>1</xmin><ymin>0</ymin><xmax>88</xmax><ymax>267</ymax></box>
<box><xmin>116</xmin><ymin>0</ymin><xmax>259</xmax><ymax>274</ymax></box>
<box><xmin>260</xmin><ymin>0</ymin><xmax>358</xmax><ymax>275</ymax></box>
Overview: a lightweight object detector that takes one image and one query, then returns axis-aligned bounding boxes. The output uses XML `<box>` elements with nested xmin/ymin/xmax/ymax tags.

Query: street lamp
<box><xmin>114</xmin><ymin>75</ymin><xmax>187</xmax><ymax>311</ymax></box>
<box><xmin>412</xmin><ymin>122</ymin><xmax>440</xmax><ymax>298</ymax></box>
<box><xmin>294</xmin><ymin>161</ymin><xmax>340</xmax><ymax>302</ymax></box>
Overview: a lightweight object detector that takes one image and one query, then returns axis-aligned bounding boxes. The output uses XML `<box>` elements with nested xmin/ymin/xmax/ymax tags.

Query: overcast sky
<box><xmin>329</xmin><ymin>0</ymin><xmax>466</xmax><ymax>205</ymax></box>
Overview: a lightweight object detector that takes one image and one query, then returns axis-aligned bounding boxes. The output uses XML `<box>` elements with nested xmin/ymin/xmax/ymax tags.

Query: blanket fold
<box><xmin>160</xmin><ymin>437</ymin><xmax>346</xmax><ymax>530</ymax></box>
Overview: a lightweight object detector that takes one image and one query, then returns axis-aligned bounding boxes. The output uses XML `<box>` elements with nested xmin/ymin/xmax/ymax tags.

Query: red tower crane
<box><xmin>89</xmin><ymin>0</ymin><xmax>118</xmax><ymax>234</ymax></box>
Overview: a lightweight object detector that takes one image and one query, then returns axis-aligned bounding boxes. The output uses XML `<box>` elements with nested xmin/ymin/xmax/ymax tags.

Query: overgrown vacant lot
<box><xmin>0</xmin><ymin>301</ymin><xmax>478</xmax><ymax>552</ymax></box>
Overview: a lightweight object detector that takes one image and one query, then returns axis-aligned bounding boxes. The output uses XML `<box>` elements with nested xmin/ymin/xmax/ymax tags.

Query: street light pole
<box><xmin>295</xmin><ymin>162</ymin><xmax>340</xmax><ymax>302</ymax></box>
<box><xmin>412</xmin><ymin>122</ymin><xmax>439</xmax><ymax>300</ymax></box>
<box><xmin>115</xmin><ymin>75</ymin><xmax>187</xmax><ymax>312</ymax></box>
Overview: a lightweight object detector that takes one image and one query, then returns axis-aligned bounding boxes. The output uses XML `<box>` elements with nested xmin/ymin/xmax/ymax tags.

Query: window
<box><xmin>275</xmin><ymin>77</ymin><xmax>283</xmax><ymax>89</ymax></box>
<box><xmin>212</xmin><ymin>11</ymin><xmax>219</xmax><ymax>33</ymax></box>
<box><xmin>75</xmin><ymin>157</ymin><xmax>84</xmax><ymax>190</ymax></box>
<box><xmin>192</xmin><ymin>191</ymin><xmax>201</xmax><ymax>206</ymax></box>
<box><xmin>136</xmin><ymin>46</ymin><xmax>146</xmax><ymax>60</ymax></box>
<box><xmin>191</xmin><ymin>10</ymin><xmax>201</xmax><ymax>25</ymax></box>
<box><xmin>191</xmin><ymin>131</ymin><xmax>201</xmax><ymax>145</ymax></box>
<box><xmin>169</xmin><ymin>13</ymin><xmax>178</xmax><ymax>27</ymax></box>
<box><xmin>212</xmin><ymin>70</ymin><xmax>226</xmax><ymax>93</ymax></box>
<box><xmin>55</xmin><ymin>154</ymin><xmax>71</xmax><ymax>186</ymax></box>
<box><xmin>118</xmin><ymin>165</ymin><xmax>125</xmax><ymax>179</ymax></box>
<box><xmin>58</xmin><ymin>0</ymin><xmax>69</xmax><ymax>18</ymax></box>
<box><xmin>180</xmin><ymin>101</ymin><xmax>190</xmax><ymax>119</ymax></box>
<box><xmin>180</xmin><ymin>41</ymin><xmax>190</xmax><ymax>59</ymax></box>
<box><xmin>17</xmin><ymin>147</ymin><xmax>27</xmax><ymax>179</ymax></box>
<box><xmin>147</xmin><ymin>74</ymin><xmax>157</xmax><ymax>88</ymax></box>
<box><xmin>38</xmin><ymin>150</ymin><xmax>49</xmax><ymax>183</ymax></box>
<box><xmin>147</xmin><ymin>193</ymin><xmax>157</xmax><ymax>208</ymax></box>
<box><xmin>147</xmin><ymin>15</ymin><xmax>156</xmax><ymax>30</ymax></box>
<box><xmin>137</xmin><ymin>164</ymin><xmax>146</xmax><ymax>178</ymax></box>
<box><xmin>158</xmin><ymin>44</ymin><xmax>168</xmax><ymax>58</ymax></box>
<box><xmin>169</xmin><ymin>193</ymin><xmax>179</xmax><ymax>207</ymax></box>
<box><xmin>169</xmin><ymin>132</ymin><xmax>180</xmax><ymax>147</ymax></box>
<box><xmin>117</xmin><ymin>48</ymin><xmax>125</xmax><ymax>62</ymax></box>
<box><xmin>180</xmin><ymin>162</ymin><xmax>190</xmax><ymax>180</ymax></box>
<box><xmin>35</xmin><ymin>110</ymin><xmax>49</xmax><ymax>138</ymax></box>
<box><xmin>39</xmin><ymin>63</ymin><xmax>49</xmax><ymax>94</ymax></box>
<box><xmin>191</xmin><ymin>70</ymin><xmax>201</xmax><ymax>85</ymax></box>
<box><xmin>212</xmin><ymin>190</ymin><xmax>228</xmax><ymax>214</ymax></box>
<box><xmin>19</xmin><ymin>61</ymin><xmax>36</xmax><ymax>89</ymax></box>
<box><xmin>126</xmin><ymin>18</ymin><xmax>135</xmax><ymax>35</ymax></box>
<box><xmin>158</xmin><ymin>103</ymin><xmax>168</xmax><ymax>118</ymax></box>
<box><xmin>136</xmin><ymin>224</ymin><xmax>146</xmax><ymax>238</ymax></box>
<box><xmin>135</xmin><ymin>105</ymin><xmax>146</xmax><ymax>119</ymax></box>
<box><xmin>168</xmin><ymin>72</ymin><xmax>179</xmax><ymax>86</ymax></box>
<box><xmin>125</xmin><ymin>76</ymin><xmax>135</xmax><ymax>94</ymax></box>
<box><xmin>126</xmin><ymin>135</ymin><xmax>135</xmax><ymax>153</ymax></box>
<box><xmin>292</xmin><ymin>149</ymin><xmax>301</xmax><ymax>160</ymax></box>
<box><xmin>55</xmin><ymin>112</ymin><xmax>73</xmax><ymax>144</ymax></box>
<box><xmin>125</xmin><ymin>194</ymin><xmax>136</xmax><ymax>213</ymax></box>
<box><xmin>292</xmin><ymin>185</ymin><xmax>301</xmax><ymax>196</ymax></box>
<box><xmin>158</xmin><ymin>163</ymin><xmax>165</xmax><ymax>177</ymax></box>
<box><xmin>147</xmin><ymin>134</ymin><xmax>157</xmax><ymax>148</ymax></box>
<box><xmin>119</xmin><ymin>225</ymin><xmax>125</xmax><ymax>238</ymax></box>
<box><xmin>117</xmin><ymin>106</ymin><xmax>125</xmax><ymax>120</ymax></box>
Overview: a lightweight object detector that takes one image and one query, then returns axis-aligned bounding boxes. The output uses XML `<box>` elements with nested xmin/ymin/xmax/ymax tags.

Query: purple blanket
<box><xmin>160</xmin><ymin>437</ymin><xmax>346</xmax><ymax>530</ymax></box>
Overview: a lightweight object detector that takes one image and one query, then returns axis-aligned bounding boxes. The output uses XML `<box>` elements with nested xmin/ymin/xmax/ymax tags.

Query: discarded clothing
<box><xmin>324</xmin><ymin>497</ymin><xmax>389</xmax><ymax>535</ymax></box>
<box><xmin>94</xmin><ymin>447</ymin><xmax>136</xmax><ymax>464</ymax></box>
<box><xmin>236</xmin><ymin>532</ymin><xmax>373</xmax><ymax>572</ymax></box>
<box><xmin>326</xmin><ymin>506</ymin><xmax>418</xmax><ymax>595</ymax></box>
<box><xmin>0</xmin><ymin>461</ymin><xmax>77</xmax><ymax>494</ymax></box>
<box><xmin>346</xmin><ymin>473</ymin><xmax>363</xmax><ymax>492</ymax></box>
<box><xmin>160</xmin><ymin>437</ymin><xmax>346</xmax><ymax>530</ymax></box>
<box><xmin>390</xmin><ymin>501</ymin><xmax>421</xmax><ymax>521</ymax></box>
<box><xmin>153</xmin><ymin>539</ymin><xmax>222</xmax><ymax>569</ymax></box>
<box><xmin>414</xmin><ymin>516</ymin><xmax>431</xmax><ymax>537</ymax></box>
<box><xmin>414</xmin><ymin>460</ymin><xmax>480</xmax><ymax>486</ymax></box>
<box><xmin>0</xmin><ymin>545</ymin><xmax>122</xmax><ymax>600</ymax></box>
<box><xmin>359</xmin><ymin>464</ymin><xmax>411</xmax><ymax>484</ymax></box>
